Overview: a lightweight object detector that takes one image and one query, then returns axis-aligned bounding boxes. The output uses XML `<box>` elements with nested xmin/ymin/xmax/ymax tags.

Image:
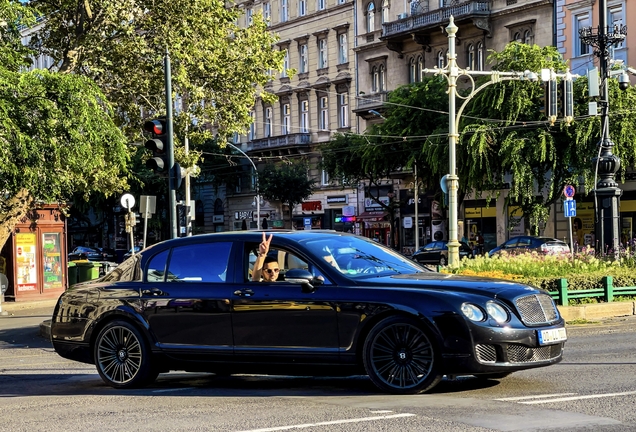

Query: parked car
<box><xmin>122</xmin><ymin>246</ymin><xmax>142</xmax><ymax>261</ymax></box>
<box><xmin>98</xmin><ymin>247</ymin><xmax>118</xmax><ymax>262</ymax></box>
<box><xmin>412</xmin><ymin>241</ymin><xmax>473</xmax><ymax>266</ymax></box>
<box><xmin>68</xmin><ymin>246</ymin><xmax>103</xmax><ymax>262</ymax></box>
<box><xmin>488</xmin><ymin>236</ymin><xmax>570</xmax><ymax>257</ymax></box>
<box><xmin>51</xmin><ymin>231</ymin><xmax>566</xmax><ymax>394</ymax></box>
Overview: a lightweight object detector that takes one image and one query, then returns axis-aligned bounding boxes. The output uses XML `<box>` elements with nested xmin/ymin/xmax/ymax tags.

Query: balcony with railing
<box><xmin>382</xmin><ymin>0</ymin><xmax>490</xmax><ymax>40</ymax></box>
<box><xmin>353</xmin><ymin>92</ymin><xmax>389</xmax><ymax>118</ymax></box>
<box><xmin>248</xmin><ymin>133</ymin><xmax>312</xmax><ymax>155</ymax></box>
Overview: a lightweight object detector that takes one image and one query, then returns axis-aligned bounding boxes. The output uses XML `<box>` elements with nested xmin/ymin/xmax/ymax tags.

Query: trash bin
<box><xmin>67</xmin><ymin>262</ymin><xmax>78</xmax><ymax>287</ymax></box>
<box><xmin>75</xmin><ymin>261</ymin><xmax>95</xmax><ymax>283</ymax></box>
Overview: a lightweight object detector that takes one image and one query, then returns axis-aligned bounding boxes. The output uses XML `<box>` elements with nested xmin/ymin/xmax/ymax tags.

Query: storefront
<box><xmin>0</xmin><ymin>205</ymin><xmax>67</xmax><ymax>302</ymax></box>
<box><xmin>464</xmin><ymin>200</ymin><xmax>497</xmax><ymax>252</ymax></box>
<box><xmin>293</xmin><ymin>200</ymin><xmax>324</xmax><ymax>230</ymax></box>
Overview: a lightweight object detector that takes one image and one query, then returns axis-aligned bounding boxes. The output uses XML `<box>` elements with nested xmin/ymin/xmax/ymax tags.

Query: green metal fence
<box><xmin>550</xmin><ymin>276</ymin><xmax>636</xmax><ymax>306</ymax></box>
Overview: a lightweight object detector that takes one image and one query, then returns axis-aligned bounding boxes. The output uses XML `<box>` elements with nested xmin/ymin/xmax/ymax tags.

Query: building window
<box><xmin>608</xmin><ymin>5</ymin><xmax>624</xmax><ymax>48</ymax></box>
<box><xmin>264</xmin><ymin>107</ymin><xmax>272</xmax><ymax>137</ymax></box>
<box><xmin>319</xmin><ymin>95</ymin><xmax>329</xmax><ymax>130</ymax></box>
<box><xmin>300</xmin><ymin>100</ymin><xmax>309</xmax><ymax>133</ymax></box>
<box><xmin>249</xmin><ymin>111</ymin><xmax>256</xmax><ymax>140</ymax></box>
<box><xmin>338</xmin><ymin>33</ymin><xmax>348</xmax><ymax>64</ymax></box>
<box><xmin>409</xmin><ymin>58</ymin><xmax>417</xmax><ymax>83</ymax></box>
<box><xmin>246</xmin><ymin>7</ymin><xmax>253</xmax><ymax>25</ymax></box>
<box><xmin>263</xmin><ymin>2</ymin><xmax>271</xmax><ymax>25</ymax></box>
<box><xmin>281</xmin><ymin>0</ymin><xmax>288</xmax><ymax>22</ymax></box>
<box><xmin>318</xmin><ymin>39</ymin><xmax>328</xmax><ymax>69</ymax></box>
<box><xmin>299</xmin><ymin>44</ymin><xmax>308</xmax><ymax>73</ymax></box>
<box><xmin>318</xmin><ymin>0</ymin><xmax>326</xmax><ymax>10</ymax></box>
<box><xmin>524</xmin><ymin>30</ymin><xmax>533</xmax><ymax>45</ymax></box>
<box><xmin>513</xmin><ymin>31</ymin><xmax>522</xmax><ymax>42</ymax></box>
<box><xmin>477</xmin><ymin>42</ymin><xmax>484</xmax><ymax>71</ymax></box>
<box><xmin>372</xmin><ymin>66</ymin><xmax>379</xmax><ymax>92</ymax></box>
<box><xmin>321</xmin><ymin>169</ymin><xmax>330</xmax><ymax>185</ymax></box>
<box><xmin>338</xmin><ymin>0</ymin><xmax>346</xmax><ymax>4</ymax></box>
<box><xmin>417</xmin><ymin>55</ymin><xmax>423</xmax><ymax>81</ymax></box>
<box><xmin>282</xmin><ymin>103</ymin><xmax>291</xmax><ymax>134</ymax></box>
<box><xmin>467</xmin><ymin>44</ymin><xmax>475</xmax><ymax>69</ymax></box>
<box><xmin>338</xmin><ymin>93</ymin><xmax>349</xmax><ymax>128</ymax></box>
<box><xmin>574</xmin><ymin>13</ymin><xmax>591</xmax><ymax>56</ymax></box>
<box><xmin>437</xmin><ymin>50</ymin><xmax>444</xmax><ymax>68</ymax></box>
<box><xmin>382</xmin><ymin>0</ymin><xmax>390</xmax><ymax>23</ymax></box>
<box><xmin>281</xmin><ymin>49</ymin><xmax>289</xmax><ymax>77</ymax></box>
<box><xmin>367</xmin><ymin>3</ymin><xmax>375</xmax><ymax>33</ymax></box>
<box><xmin>299</xmin><ymin>0</ymin><xmax>307</xmax><ymax>16</ymax></box>
<box><xmin>379</xmin><ymin>65</ymin><xmax>386</xmax><ymax>91</ymax></box>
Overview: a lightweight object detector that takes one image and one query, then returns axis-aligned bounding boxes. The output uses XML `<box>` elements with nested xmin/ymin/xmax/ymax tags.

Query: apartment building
<box><xmin>229</xmin><ymin>0</ymin><xmax>361</xmax><ymax>233</ymax></box>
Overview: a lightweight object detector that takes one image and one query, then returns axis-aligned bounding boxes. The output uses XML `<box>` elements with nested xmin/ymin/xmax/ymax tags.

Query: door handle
<box><xmin>233</xmin><ymin>288</ymin><xmax>254</xmax><ymax>297</ymax></box>
<box><xmin>142</xmin><ymin>288</ymin><xmax>165</xmax><ymax>296</ymax></box>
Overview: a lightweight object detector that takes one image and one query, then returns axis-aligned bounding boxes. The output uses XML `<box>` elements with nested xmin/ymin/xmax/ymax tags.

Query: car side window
<box><xmin>504</xmin><ymin>239</ymin><xmax>517</xmax><ymax>248</ymax></box>
<box><xmin>146</xmin><ymin>250</ymin><xmax>169</xmax><ymax>282</ymax></box>
<box><xmin>167</xmin><ymin>242</ymin><xmax>231</xmax><ymax>282</ymax></box>
<box><xmin>518</xmin><ymin>238</ymin><xmax>532</xmax><ymax>247</ymax></box>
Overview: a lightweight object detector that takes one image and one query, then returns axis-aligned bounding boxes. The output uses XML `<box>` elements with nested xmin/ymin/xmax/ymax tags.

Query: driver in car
<box><xmin>252</xmin><ymin>233</ymin><xmax>280</xmax><ymax>282</ymax></box>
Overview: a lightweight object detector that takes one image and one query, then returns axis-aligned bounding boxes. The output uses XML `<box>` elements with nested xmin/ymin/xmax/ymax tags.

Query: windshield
<box><xmin>302</xmin><ymin>235</ymin><xmax>427</xmax><ymax>278</ymax></box>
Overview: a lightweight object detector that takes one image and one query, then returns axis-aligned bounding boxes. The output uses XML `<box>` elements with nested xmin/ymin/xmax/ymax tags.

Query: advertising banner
<box><xmin>15</xmin><ymin>233</ymin><xmax>37</xmax><ymax>292</ymax></box>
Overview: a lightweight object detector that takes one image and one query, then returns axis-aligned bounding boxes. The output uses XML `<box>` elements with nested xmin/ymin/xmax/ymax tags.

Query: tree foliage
<box><xmin>259</xmin><ymin>161</ymin><xmax>316</xmax><ymax>226</ymax></box>
<box><xmin>0</xmin><ymin>1</ymin><xmax>130</xmax><ymax>249</ymax></box>
<box><xmin>26</xmin><ymin>0</ymin><xmax>285</xmax><ymax>145</ymax></box>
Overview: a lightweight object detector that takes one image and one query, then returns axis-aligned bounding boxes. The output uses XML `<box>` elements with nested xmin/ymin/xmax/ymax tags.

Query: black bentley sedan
<box><xmin>50</xmin><ymin>230</ymin><xmax>567</xmax><ymax>394</ymax></box>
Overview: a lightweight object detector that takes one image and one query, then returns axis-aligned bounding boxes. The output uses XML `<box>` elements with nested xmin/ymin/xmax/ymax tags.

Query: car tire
<box><xmin>94</xmin><ymin>320</ymin><xmax>158</xmax><ymax>389</ymax></box>
<box><xmin>362</xmin><ymin>316</ymin><xmax>442</xmax><ymax>394</ymax></box>
<box><xmin>439</xmin><ymin>256</ymin><xmax>447</xmax><ymax>266</ymax></box>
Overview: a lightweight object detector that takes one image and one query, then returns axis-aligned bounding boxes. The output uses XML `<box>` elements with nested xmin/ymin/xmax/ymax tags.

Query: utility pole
<box><xmin>579</xmin><ymin>4</ymin><xmax>626</xmax><ymax>256</ymax></box>
<box><xmin>165</xmin><ymin>49</ymin><xmax>178</xmax><ymax>239</ymax></box>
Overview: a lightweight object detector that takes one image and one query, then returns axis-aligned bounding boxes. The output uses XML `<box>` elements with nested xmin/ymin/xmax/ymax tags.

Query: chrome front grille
<box><xmin>515</xmin><ymin>293</ymin><xmax>559</xmax><ymax>325</ymax></box>
<box><xmin>475</xmin><ymin>344</ymin><xmax>497</xmax><ymax>363</ymax></box>
<box><xmin>507</xmin><ymin>344</ymin><xmax>562</xmax><ymax>363</ymax></box>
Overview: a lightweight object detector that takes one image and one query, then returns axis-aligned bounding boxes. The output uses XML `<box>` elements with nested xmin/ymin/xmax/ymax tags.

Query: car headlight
<box><xmin>461</xmin><ymin>303</ymin><xmax>485</xmax><ymax>322</ymax></box>
<box><xmin>486</xmin><ymin>301</ymin><xmax>510</xmax><ymax>323</ymax></box>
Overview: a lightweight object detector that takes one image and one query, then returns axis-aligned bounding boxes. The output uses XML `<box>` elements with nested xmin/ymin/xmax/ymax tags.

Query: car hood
<box><xmin>361</xmin><ymin>272</ymin><xmax>540</xmax><ymax>299</ymax></box>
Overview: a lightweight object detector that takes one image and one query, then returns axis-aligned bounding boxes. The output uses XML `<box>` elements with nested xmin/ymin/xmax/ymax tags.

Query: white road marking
<box><xmin>152</xmin><ymin>387</ymin><xmax>194</xmax><ymax>393</ymax></box>
<box><xmin>237</xmin><ymin>413</ymin><xmax>416</xmax><ymax>432</ymax></box>
<box><xmin>369</xmin><ymin>410</ymin><xmax>394</xmax><ymax>413</ymax></box>
<box><xmin>519</xmin><ymin>390</ymin><xmax>636</xmax><ymax>405</ymax></box>
<box><xmin>495</xmin><ymin>393</ymin><xmax>577</xmax><ymax>401</ymax></box>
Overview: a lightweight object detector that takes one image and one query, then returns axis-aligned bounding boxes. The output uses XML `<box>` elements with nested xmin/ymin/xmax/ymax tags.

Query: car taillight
<box><xmin>540</xmin><ymin>244</ymin><xmax>548</xmax><ymax>252</ymax></box>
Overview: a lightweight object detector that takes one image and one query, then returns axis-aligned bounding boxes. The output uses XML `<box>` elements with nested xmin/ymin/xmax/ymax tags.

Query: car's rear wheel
<box><xmin>94</xmin><ymin>320</ymin><xmax>157</xmax><ymax>389</ymax></box>
<box><xmin>363</xmin><ymin>316</ymin><xmax>442</xmax><ymax>394</ymax></box>
<box><xmin>439</xmin><ymin>256</ymin><xmax>447</xmax><ymax>266</ymax></box>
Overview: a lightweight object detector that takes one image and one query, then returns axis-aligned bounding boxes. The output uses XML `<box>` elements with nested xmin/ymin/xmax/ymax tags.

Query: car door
<box><xmin>140</xmin><ymin>241</ymin><xmax>235</xmax><ymax>361</ymax></box>
<box><xmin>232</xmin><ymin>245</ymin><xmax>339</xmax><ymax>364</ymax></box>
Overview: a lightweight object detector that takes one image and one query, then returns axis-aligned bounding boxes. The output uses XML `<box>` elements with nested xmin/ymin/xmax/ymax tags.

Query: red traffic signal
<box><xmin>143</xmin><ymin>119</ymin><xmax>165</xmax><ymax>135</ymax></box>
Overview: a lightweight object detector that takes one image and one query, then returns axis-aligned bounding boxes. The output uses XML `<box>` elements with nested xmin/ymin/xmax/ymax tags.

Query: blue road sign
<box><xmin>563</xmin><ymin>185</ymin><xmax>575</xmax><ymax>198</ymax></box>
<box><xmin>564</xmin><ymin>199</ymin><xmax>577</xmax><ymax>218</ymax></box>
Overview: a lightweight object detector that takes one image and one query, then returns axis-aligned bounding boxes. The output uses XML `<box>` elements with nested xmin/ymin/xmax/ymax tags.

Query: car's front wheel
<box><xmin>362</xmin><ymin>316</ymin><xmax>442</xmax><ymax>394</ymax></box>
<box><xmin>94</xmin><ymin>320</ymin><xmax>157</xmax><ymax>389</ymax></box>
<box><xmin>439</xmin><ymin>256</ymin><xmax>447</xmax><ymax>266</ymax></box>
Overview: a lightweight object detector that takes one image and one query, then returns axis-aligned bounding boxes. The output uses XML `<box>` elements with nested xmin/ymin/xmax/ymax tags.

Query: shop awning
<box><xmin>356</xmin><ymin>211</ymin><xmax>388</xmax><ymax>222</ymax></box>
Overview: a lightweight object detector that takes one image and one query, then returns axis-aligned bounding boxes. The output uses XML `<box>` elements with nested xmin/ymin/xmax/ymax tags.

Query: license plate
<box><xmin>538</xmin><ymin>327</ymin><xmax>567</xmax><ymax>345</ymax></box>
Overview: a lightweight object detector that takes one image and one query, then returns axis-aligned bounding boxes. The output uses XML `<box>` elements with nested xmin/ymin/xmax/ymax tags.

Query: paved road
<box><xmin>1</xmin><ymin>309</ymin><xmax>635</xmax><ymax>431</ymax></box>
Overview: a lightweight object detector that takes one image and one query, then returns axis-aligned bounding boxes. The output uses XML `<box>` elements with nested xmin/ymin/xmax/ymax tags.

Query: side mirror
<box><xmin>284</xmin><ymin>268</ymin><xmax>322</xmax><ymax>292</ymax></box>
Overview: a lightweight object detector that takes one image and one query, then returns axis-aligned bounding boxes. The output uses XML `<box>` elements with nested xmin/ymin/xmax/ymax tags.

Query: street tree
<box><xmin>26</xmin><ymin>0</ymin><xmax>285</xmax><ymax>145</ymax></box>
<box><xmin>0</xmin><ymin>1</ymin><xmax>130</xmax><ymax>250</ymax></box>
<box><xmin>259</xmin><ymin>161</ymin><xmax>316</xmax><ymax>228</ymax></box>
<box><xmin>460</xmin><ymin>42</ymin><xmax>636</xmax><ymax>232</ymax></box>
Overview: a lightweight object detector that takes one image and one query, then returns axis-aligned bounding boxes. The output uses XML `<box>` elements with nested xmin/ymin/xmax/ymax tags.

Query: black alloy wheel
<box><xmin>94</xmin><ymin>320</ymin><xmax>157</xmax><ymax>389</ymax></box>
<box><xmin>363</xmin><ymin>316</ymin><xmax>441</xmax><ymax>394</ymax></box>
<box><xmin>439</xmin><ymin>256</ymin><xmax>447</xmax><ymax>266</ymax></box>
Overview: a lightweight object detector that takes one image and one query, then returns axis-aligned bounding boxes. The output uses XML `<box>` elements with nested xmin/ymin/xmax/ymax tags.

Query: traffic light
<box><xmin>143</xmin><ymin>118</ymin><xmax>168</xmax><ymax>173</ymax></box>
<box><xmin>545</xmin><ymin>79</ymin><xmax>558</xmax><ymax>125</ymax></box>
<box><xmin>561</xmin><ymin>77</ymin><xmax>574</xmax><ymax>125</ymax></box>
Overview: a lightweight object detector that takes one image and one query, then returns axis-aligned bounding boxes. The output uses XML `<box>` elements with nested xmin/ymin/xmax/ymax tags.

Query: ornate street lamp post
<box><xmin>579</xmin><ymin>4</ymin><xmax>627</xmax><ymax>256</ymax></box>
<box><xmin>423</xmin><ymin>16</ymin><xmax>537</xmax><ymax>266</ymax></box>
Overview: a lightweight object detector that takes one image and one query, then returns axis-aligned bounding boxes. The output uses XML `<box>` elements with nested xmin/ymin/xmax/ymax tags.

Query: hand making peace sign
<box><xmin>258</xmin><ymin>232</ymin><xmax>273</xmax><ymax>256</ymax></box>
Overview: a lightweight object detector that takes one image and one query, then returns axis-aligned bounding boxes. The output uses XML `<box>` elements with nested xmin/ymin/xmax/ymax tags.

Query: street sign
<box><xmin>564</xmin><ymin>199</ymin><xmax>577</xmax><ymax>218</ymax></box>
<box><xmin>563</xmin><ymin>185</ymin><xmax>575</xmax><ymax>198</ymax></box>
<box><xmin>120</xmin><ymin>193</ymin><xmax>135</xmax><ymax>209</ymax></box>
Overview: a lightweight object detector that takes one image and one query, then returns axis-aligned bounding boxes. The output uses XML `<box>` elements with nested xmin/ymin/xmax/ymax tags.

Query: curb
<box><xmin>40</xmin><ymin>319</ymin><xmax>52</xmax><ymax>340</ymax></box>
<box><xmin>557</xmin><ymin>301</ymin><xmax>636</xmax><ymax>321</ymax></box>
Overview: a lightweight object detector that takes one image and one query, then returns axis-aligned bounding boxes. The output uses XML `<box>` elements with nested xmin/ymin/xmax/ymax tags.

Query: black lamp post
<box><xmin>579</xmin><ymin>3</ymin><xmax>627</xmax><ymax>256</ymax></box>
